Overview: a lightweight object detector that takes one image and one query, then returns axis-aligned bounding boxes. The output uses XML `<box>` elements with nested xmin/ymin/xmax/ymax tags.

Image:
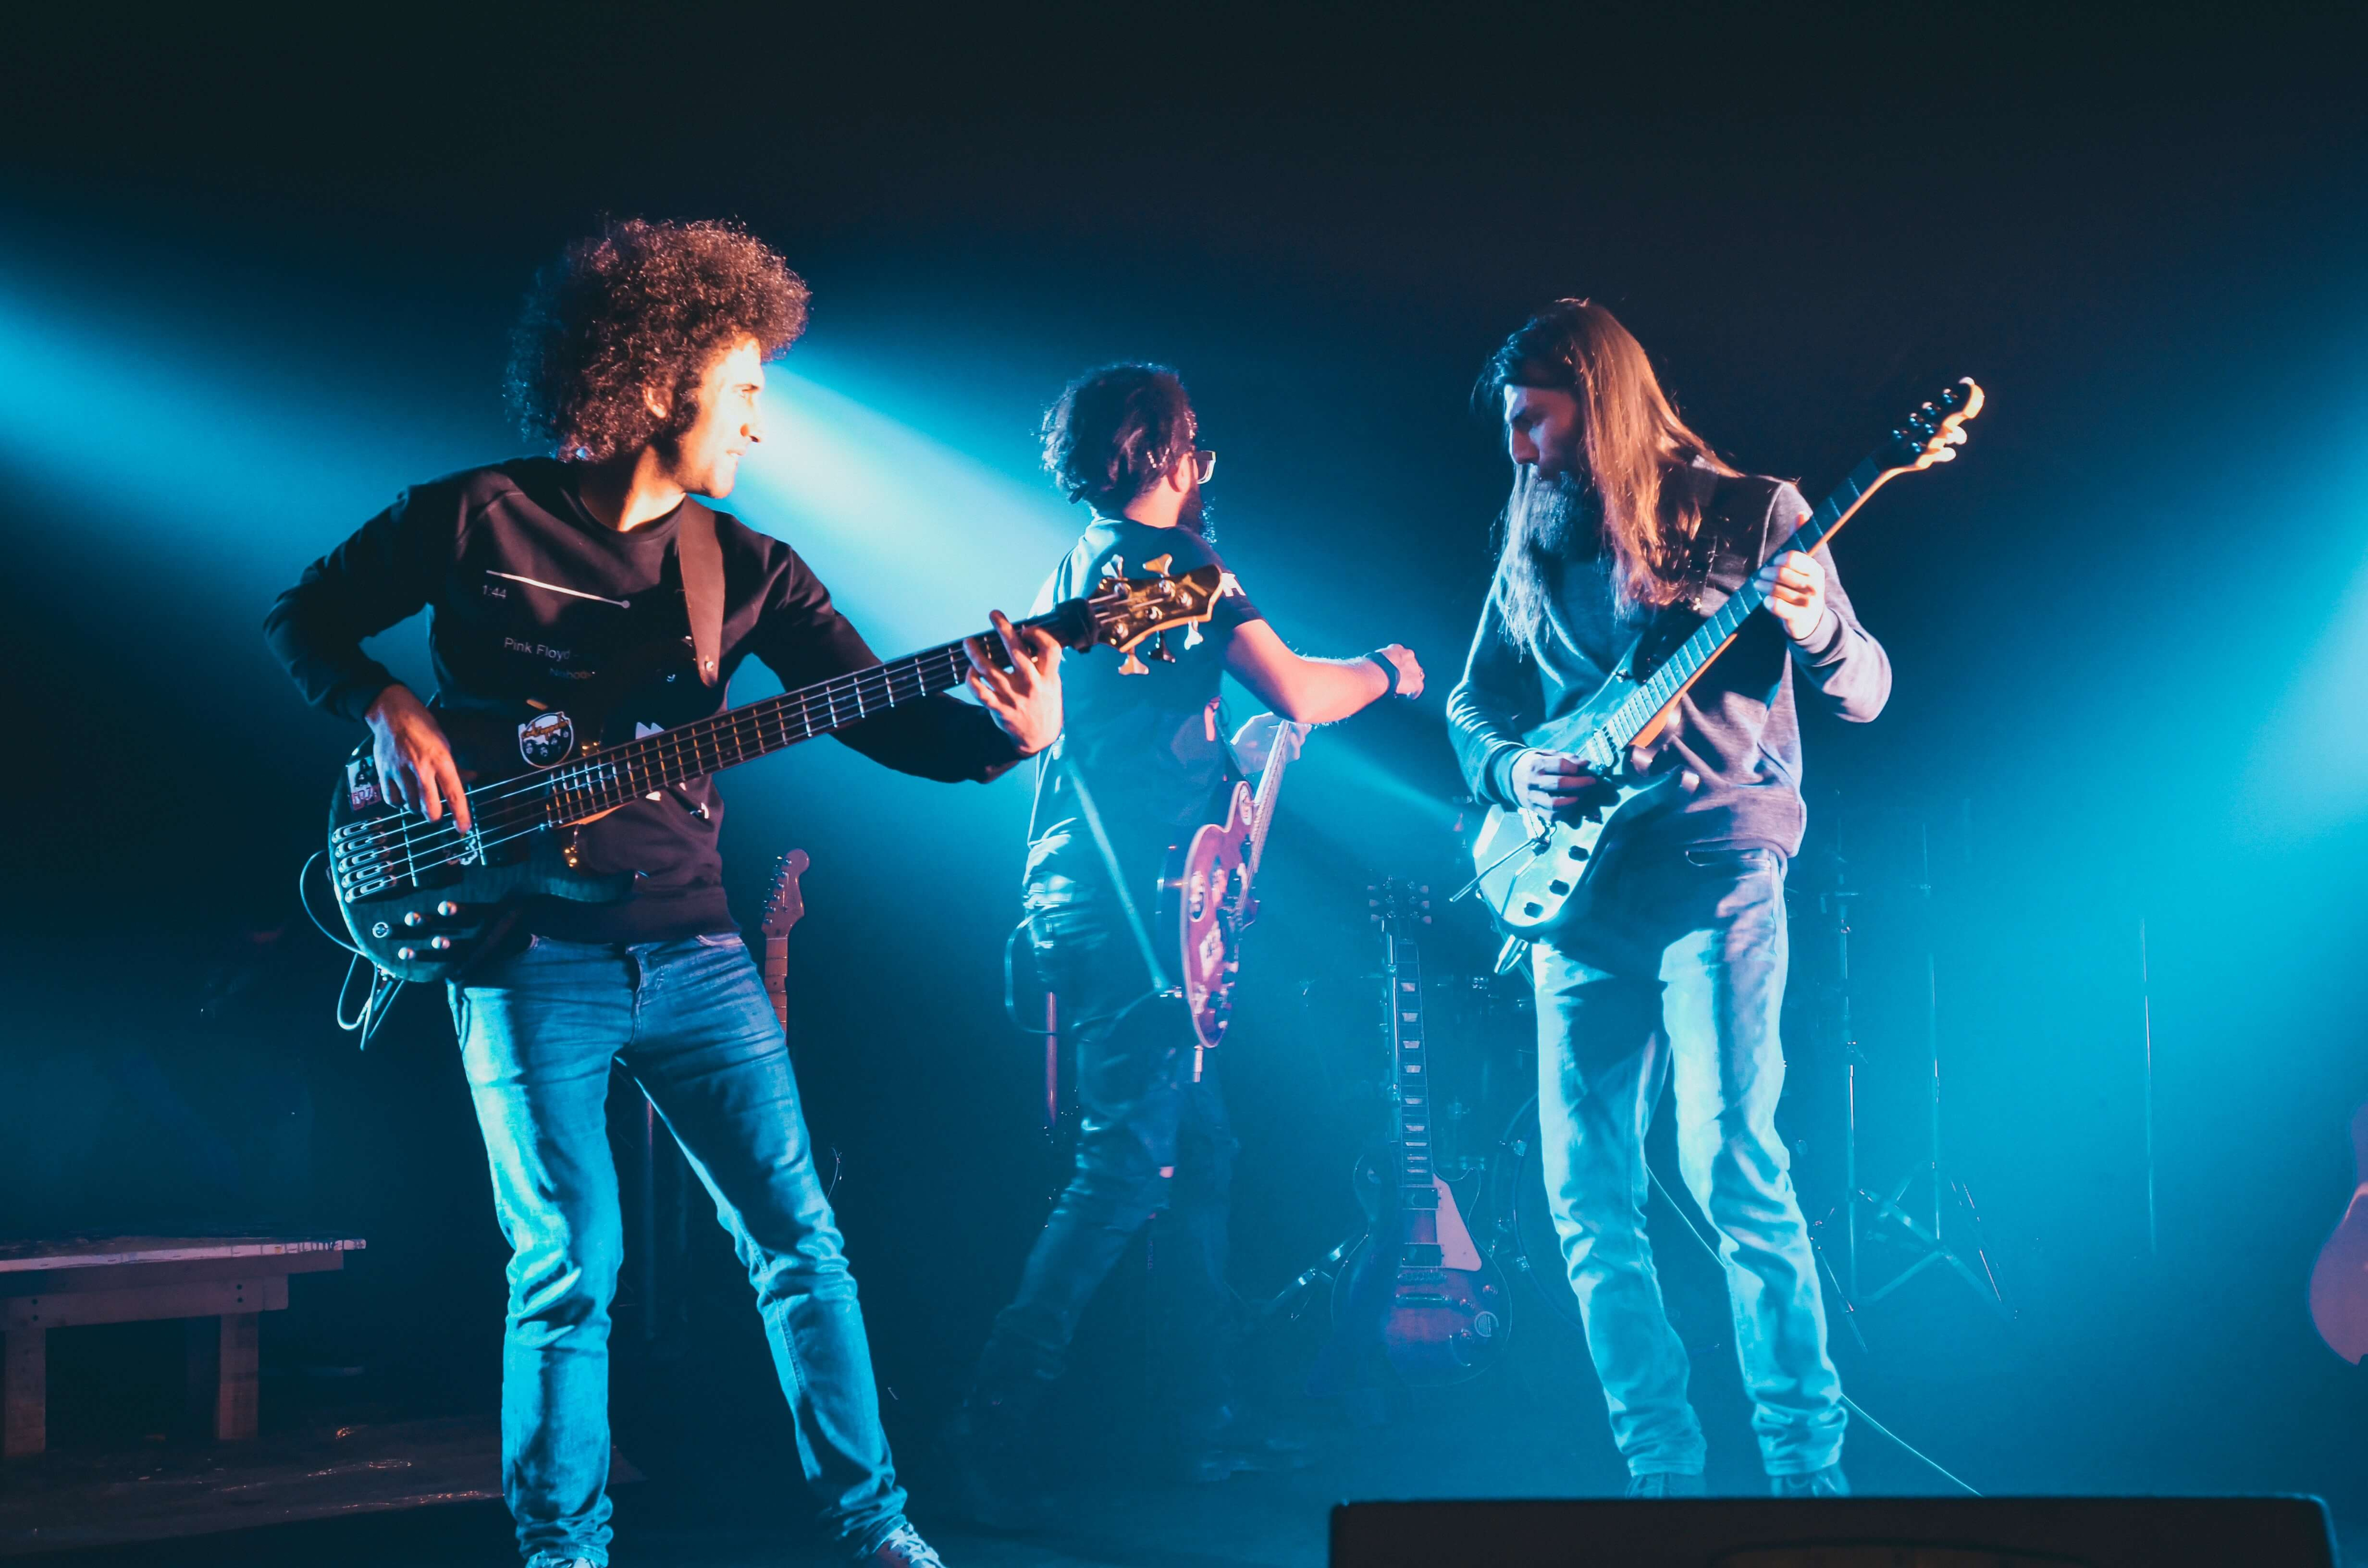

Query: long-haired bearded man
<box><xmin>1446</xmin><ymin>300</ymin><xmax>1889</xmax><ymax>1498</ymax></box>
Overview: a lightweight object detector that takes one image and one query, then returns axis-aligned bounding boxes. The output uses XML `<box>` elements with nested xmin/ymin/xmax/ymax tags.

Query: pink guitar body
<box><xmin>1159</xmin><ymin>722</ymin><xmax>1307</xmax><ymax>1054</ymax></box>
<box><xmin>1167</xmin><ymin>783</ymin><xmax>1257</xmax><ymax>1052</ymax></box>
<box><xmin>2310</xmin><ymin>1100</ymin><xmax>2368</xmax><ymax>1362</ymax></box>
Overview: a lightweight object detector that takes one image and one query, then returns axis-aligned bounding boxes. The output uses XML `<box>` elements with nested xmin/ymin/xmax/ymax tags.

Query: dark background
<box><xmin>4</xmin><ymin>0</ymin><xmax>2367</xmax><ymax>1539</ymax></box>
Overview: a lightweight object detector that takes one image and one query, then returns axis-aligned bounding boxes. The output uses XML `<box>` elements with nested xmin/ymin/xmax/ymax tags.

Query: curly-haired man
<box><xmin>267</xmin><ymin>219</ymin><xmax>1061</xmax><ymax>1568</ymax></box>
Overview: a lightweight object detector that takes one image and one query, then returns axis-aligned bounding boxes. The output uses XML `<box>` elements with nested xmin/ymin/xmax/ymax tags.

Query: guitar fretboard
<box><xmin>1388</xmin><ymin>929</ymin><xmax>1438</xmax><ymax>1202</ymax></box>
<box><xmin>1579</xmin><ymin>455</ymin><xmax>1881</xmax><ymax>769</ymax></box>
<box><xmin>536</xmin><ymin>636</ymin><xmax>993</xmax><ymax>827</ymax></box>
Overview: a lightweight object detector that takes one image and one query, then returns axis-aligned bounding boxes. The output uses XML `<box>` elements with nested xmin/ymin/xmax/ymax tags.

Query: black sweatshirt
<box><xmin>265</xmin><ymin>458</ymin><xmax>1022</xmax><ymax>941</ymax></box>
<box><xmin>1446</xmin><ymin>466</ymin><xmax>1890</xmax><ymax>859</ymax></box>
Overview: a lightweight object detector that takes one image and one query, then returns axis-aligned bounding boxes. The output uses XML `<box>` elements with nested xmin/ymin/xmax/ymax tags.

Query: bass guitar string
<box><xmin>368</xmin><ymin>648</ymin><xmax>967</xmax><ymax>885</ymax></box>
<box><xmin>342</xmin><ymin>642</ymin><xmax>981</xmax><ymax>889</ymax></box>
<box><xmin>364</xmin><ymin>638</ymin><xmax>977</xmax><ymax>854</ymax></box>
<box><xmin>342</xmin><ymin>589</ymin><xmax>1084</xmax><ymax>870</ymax></box>
<box><xmin>357</xmin><ymin>642</ymin><xmax>969</xmax><ymax>854</ymax></box>
<box><xmin>345</xmin><ymin>640</ymin><xmax>970</xmax><ymax>861</ymax></box>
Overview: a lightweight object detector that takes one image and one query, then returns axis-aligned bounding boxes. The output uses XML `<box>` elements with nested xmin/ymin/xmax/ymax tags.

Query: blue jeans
<box><xmin>1532</xmin><ymin>844</ymin><xmax>1845</xmax><ymax>1478</ymax></box>
<box><xmin>967</xmin><ymin>862</ymin><xmax>1238</xmax><ymax>1438</ymax></box>
<box><xmin>450</xmin><ymin>933</ymin><xmax>906</xmax><ymax>1567</ymax></box>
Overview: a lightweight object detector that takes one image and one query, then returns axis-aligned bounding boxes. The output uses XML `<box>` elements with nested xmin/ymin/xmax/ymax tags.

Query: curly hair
<box><xmin>506</xmin><ymin>218</ymin><xmax>810</xmax><ymax>463</ymax></box>
<box><xmin>1041</xmin><ymin>363</ymin><xmax>1196</xmax><ymax>512</ymax></box>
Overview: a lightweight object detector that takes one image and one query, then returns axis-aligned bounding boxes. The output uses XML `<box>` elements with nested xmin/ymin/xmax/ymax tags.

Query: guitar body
<box><xmin>327</xmin><ymin>697</ymin><xmax>653</xmax><ymax>983</ymax></box>
<box><xmin>1160</xmin><ymin>781</ymin><xmax>1257</xmax><ymax>1051</ymax></box>
<box><xmin>2310</xmin><ymin>1100</ymin><xmax>2368</xmax><ymax>1363</ymax></box>
<box><xmin>1337</xmin><ymin>1166</ymin><xmax>1510</xmax><ymax>1387</ymax></box>
<box><xmin>1155</xmin><ymin>720</ymin><xmax>1308</xmax><ymax>1053</ymax></box>
<box><xmin>1468</xmin><ymin>753</ymin><xmax>1676</xmax><ymax>938</ymax></box>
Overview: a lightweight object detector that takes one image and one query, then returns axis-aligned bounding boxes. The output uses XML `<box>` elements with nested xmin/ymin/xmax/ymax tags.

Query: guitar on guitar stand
<box><xmin>1286</xmin><ymin>878</ymin><xmax>1508</xmax><ymax>1403</ymax></box>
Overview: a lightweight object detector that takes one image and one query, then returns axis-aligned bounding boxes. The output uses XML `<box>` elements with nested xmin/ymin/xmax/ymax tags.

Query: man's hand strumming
<box><xmin>365</xmin><ymin>685</ymin><xmax>473</xmax><ymax>832</ymax></box>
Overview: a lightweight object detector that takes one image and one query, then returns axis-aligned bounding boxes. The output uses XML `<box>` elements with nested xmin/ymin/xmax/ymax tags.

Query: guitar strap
<box><xmin>676</xmin><ymin>498</ymin><xmax>726</xmax><ymax>688</ymax></box>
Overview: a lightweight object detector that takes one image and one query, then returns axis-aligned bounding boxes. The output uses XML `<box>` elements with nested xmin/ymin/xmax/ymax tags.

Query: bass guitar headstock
<box><xmin>1875</xmin><ymin>376</ymin><xmax>1985</xmax><ymax>479</ymax></box>
<box><xmin>1044</xmin><ymin>556</ymin><xmax>1229</xmax><ymax>674</ymax></box>
<box><xmin>760</xmin><ymin>848</ymin><xmax>811</xmax><ymax>940</ymax></box>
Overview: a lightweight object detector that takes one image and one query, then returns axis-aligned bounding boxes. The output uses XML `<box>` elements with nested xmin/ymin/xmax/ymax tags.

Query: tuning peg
<box><xmin>1143</xmin><ymin>553</ymin><xmax>1172</xmax><ymax>576</ymax></box>
<box><xmin>1150</xmin><ymin>632</ymin><xmax>1176</xmax><ymax>662</ymax></box>
<box><xmin>1119</xmin><ymin>651</ymin><xmax>1148</xmax><ymax>675</ymax></box>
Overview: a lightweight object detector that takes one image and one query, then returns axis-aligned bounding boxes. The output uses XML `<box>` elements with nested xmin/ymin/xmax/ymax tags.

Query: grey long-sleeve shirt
<box><xmin>1445</xmin><ymin>467</ymin><xmax>1890</xmax><ymax>858</ymax></box>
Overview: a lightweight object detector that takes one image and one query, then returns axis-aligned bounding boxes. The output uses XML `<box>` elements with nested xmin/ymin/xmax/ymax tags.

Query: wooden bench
<box><xmin>0</xmin><ymin>1236</ymin><xmax>364</xmax><ymax>1458</ymax></box>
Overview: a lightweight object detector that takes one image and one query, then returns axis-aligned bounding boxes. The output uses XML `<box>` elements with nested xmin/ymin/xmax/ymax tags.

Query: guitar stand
<box><xmin>1806</xmin><ymin>1209</ymin><xmax>1868</xmax><ymax>1353</ymax></box>
<box><xmin>1259</xmin><ymin>1230</ymin><xmax>1364</xmax><ymax>1321</ymax></box>
<box><xmin>1822</xmin><ymin>811</ymin><xmax>2012</xmax><ymax>1324</ymax></box>
<box><xmin>1857</xmin><ymin>1170</ymin><xmax>2012</xmax><ymax>1321</ymax></box>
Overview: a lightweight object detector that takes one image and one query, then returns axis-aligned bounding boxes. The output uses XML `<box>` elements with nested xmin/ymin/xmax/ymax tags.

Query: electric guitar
<box><xmin>325</xmin><ymin>564</ymin><xmax>1226</xmax><ymax>984</ymax></box>
<box><xmin>758</xmin><ymin>850</ymin><xmax>810</xmax><ymax>1036</ymax></box>
<box><xmin>1466</xmin><ymin>379</ymin><xmax>1984</xmax><ymax>936</ymax></box>
<box><xmin>1334</xmin><ymin>877</ymin><xmax>1509</xmax><ymax>1384</ymax></box>
<box><xmin>1159</xmin><ymin>714</ymin><xmax>1311</xmax><ymax>1052</ymax></box>
<box><xmin>2311</xmin><ymin>1100</ymin><xmax>2368</xmax><ymax>1363</ymax></box>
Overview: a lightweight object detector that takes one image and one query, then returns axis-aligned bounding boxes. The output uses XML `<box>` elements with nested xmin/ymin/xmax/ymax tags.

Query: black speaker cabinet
<box><xmin>1331</xmin><ymin>1496</ymin><xmax>2336</xmax><ymax>1566</ymax></box>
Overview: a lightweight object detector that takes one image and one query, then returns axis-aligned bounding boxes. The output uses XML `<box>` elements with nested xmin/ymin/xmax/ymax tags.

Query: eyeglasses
<box><xmin>1183</xmin><ymin>449</ymin><xmax>1217</xmax><ymax>485</ymax></box>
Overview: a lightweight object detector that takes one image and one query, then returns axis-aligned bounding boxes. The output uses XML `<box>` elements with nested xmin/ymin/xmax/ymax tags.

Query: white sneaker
<box><xmin>864</xmin><ymin>1523</ymin><xmax>949</xmax><ymax>1566</ymax></box>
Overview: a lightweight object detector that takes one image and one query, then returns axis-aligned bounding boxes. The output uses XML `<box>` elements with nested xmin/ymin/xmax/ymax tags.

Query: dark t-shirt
<box><xmin>265</xmin><ymin>458</ymin><xmax>1020</xmax><ymax>941</ymax></box>
<box><xmin>1022</xmin><ymin>517</ymin><xmax>1264</xmax><ymax>896</ymax></box>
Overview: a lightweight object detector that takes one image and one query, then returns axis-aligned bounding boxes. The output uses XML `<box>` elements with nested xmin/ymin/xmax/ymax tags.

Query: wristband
<box><xmin>1366</xmin><ymin>650</ymin><xmax>1401</xmax><ymax>697</ymax></box>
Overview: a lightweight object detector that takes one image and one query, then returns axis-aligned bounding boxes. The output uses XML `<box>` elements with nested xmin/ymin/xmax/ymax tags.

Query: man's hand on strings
<box><xmin>365</xmin><ymin>684</ymin><xmax>474</xmax><ymax>832</ymax></box>
<box><xmin>1753</xmin><ymin>548</ymin><xmax>1832</xmax><ymax>643</ymax></box>
<box><xmin>1511</xmin><ymin>748</ymin><xmax>1620</xmax><ymax>817</ymax></box>
<box><xmin>967</xmin><ymin>610</ymin><xmax>1064</xmax><ymax>756</ymax></box>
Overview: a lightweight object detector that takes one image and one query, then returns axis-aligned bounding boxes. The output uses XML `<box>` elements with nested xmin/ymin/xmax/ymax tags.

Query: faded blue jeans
<box><xmin>450</xmin><ymin>933</ymin><xmax>907</xmax><ymax>1567</ymax></box>
<box><xmin>1532</xmin><ymin>844</ymin><xmax>1845</xmax><ymax>1480</ymax></box>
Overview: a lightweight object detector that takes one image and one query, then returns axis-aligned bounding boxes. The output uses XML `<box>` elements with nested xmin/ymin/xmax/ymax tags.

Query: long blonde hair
<box><xmin>1482</xmin><ymin>299</ymin><xmax>1737</xmax><ymax>649</ymax></box>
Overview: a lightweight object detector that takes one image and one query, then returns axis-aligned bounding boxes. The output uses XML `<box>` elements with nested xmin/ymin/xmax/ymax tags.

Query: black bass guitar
<box><xmin>324</xmin><ymin>565</ymin><xmax>1225</xmax><ymax>984</ymax></box>
<box><xmin>1466</xmin><ymin>379</ymin><xmax>1983</xmax><ymax>936</ymax></box>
